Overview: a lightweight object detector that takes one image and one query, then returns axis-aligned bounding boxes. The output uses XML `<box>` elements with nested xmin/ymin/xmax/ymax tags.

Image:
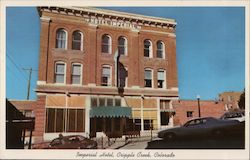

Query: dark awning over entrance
<box><xmin>90</xmin><ymin>106</ymin><xmax>132</xmax><ymax>118</ymax></box>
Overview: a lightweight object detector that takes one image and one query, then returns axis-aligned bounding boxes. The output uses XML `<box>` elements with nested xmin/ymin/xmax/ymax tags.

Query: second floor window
<box><xmin>144</xmin><ymin>40</ymin><xmax>152</xmax><ymax>58</ymax></box>
<box><xmin>102</xmin><ymin>34</ymin><xmax>111</xmax><ymax>54</ymax></box>
<box><xmin>71</xmin><ymin>64</ymin><xmax>82</xmax><ymax>84</ymax></box>
<box><xmin>56</xmin><ymin>29</ymin><xmax>67</xmax><ymax>49</ymax></box>
<box><xmin>55</xmin><ymin>62</ymin><xmax>65</xmax><ymax>83</ymax></box>
<box><xmin>72</xmin><ymin>31</ymin><xmax>83</xmax><ymax>50</ymax></box>
<box><xmin>157</xmin><ymin>70</ymin><xmax>165</xmax><ymax>88</ymax></box>
<box><xmin>157</xmin><ymin>41</ymin><xmax>165</xmax><ymax>58</ymax></box>
<box><xmin>118</xmin><ymin>36</ymin><xmax>127</xmax><ymax>55</ymax></box>
<box><xmin>101</xmin><ymin>66</ymin><xmax>111</xmax><ymax>86</ymax></box>
<box><xmin>144</xmin><ymin>69</ymin><xmax>152</xmax><ymax>88</ymax></box>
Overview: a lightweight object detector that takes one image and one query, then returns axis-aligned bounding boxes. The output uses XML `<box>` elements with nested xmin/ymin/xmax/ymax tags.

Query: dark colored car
<box><xmin>158</xmin><ymin>117</ymin><xmax>242</xmax><ymax>141</ymax></box>
<box><xmin>33</xmin><ymin>135</ymin><xmax>97</xmax><ymax>149</ymax></box>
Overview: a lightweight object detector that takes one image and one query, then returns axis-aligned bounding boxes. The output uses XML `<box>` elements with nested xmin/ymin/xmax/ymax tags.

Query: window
<box><xmin>45</xmin><ymin>108</ymin><xmax>85</xmax><ymax>133</ymax></box>
<box><xmin>118</xmin><ymin>36</ymin><xmax>127</xmax><ymax>55</ymax></box>
<box><xmin>157</xmin><ymin>70</ymin><xmax>165</xmax><ymax>88</ymax></box>
<box><xmin>90</xmin><ymin>97</ymin><xmax>121</xmax><ymax>107</ymax></box>
<box><xmin>144</xmin><ymin>40</ymin><xmax>152</xmax><ymax>58</ymax></box>
<box><xmin>187</xmin><ymin>111</ymin><xmax>193</xmax><ymax>118</ymax></box>
<box><xmin>115</xmin><ymin>99</ymin><xmax>121</xmax><ymax>106</ymax></box>
<box><xmin>101</xmin><ymin>65</ymin><xmax>111</xmax><ymax>86</ymax></box>
<box><xmin>91</xmin><ymin>97</ymin><xmax>97</xmax><ymax>107</ymax></box>
<box><xmin>72</xmin><ymin>31</ymin><xmax>83</xmax><ymax>50</ymax></box>
<box><xmin>144</xmin><ymin>119</ymin><xmax>153</xmax><ymax>130</ymax></box>
<box><xmin>55</xmin><ymin>62</ymin><xmax>65</xmax><ymax>83</ymax></box>
<box><xmin>160</xmin><ymin>100</ymin><xmax>170</xmax><ymax>110</ymax></box>
<box><xmin>45</xmin><ymin>108</ymin><xmax>65</xmax><ymax>133</ymax></box>
<box><xmin>134</xmin><ymin>119</ymin><xmax>141</xmax><ymax>131</ymax></box>
<box><xmin>144</xmin><ymin>69</ymin><xmax>152</xmax><ymax>88</ymax></box>
<box><xmin>56</xmin><ymin>29</ymin><xmax>67</xmax><ymax>49</ymax></box>
<box><xmin>157</xmin><ymin>41</ymin><xmax>165</xmax><ymax>58</ymax></box>
<box><xmin>102</xmin><ymin>34</ymin><xmax>111</xmax><ymax>53</ymax></box>
<box><xmin>160</xmin><ymin>112</ymin><xmax>170</xmax><ymax>125</ymax></box>
<box><xmin>71</xmin><ymin>64</ymin><xmax>82</xmax><ymax>84</ymax></box>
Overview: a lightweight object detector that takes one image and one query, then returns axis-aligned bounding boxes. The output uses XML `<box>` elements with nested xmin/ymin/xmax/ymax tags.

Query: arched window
<box><xmin>72</xmin><ymin>31</ymin><xmax>83</xmax><ymax>50</ymax></box>
<box><xmin>157</xmin><ymin>41</ymin><xmax>165</xmax><ymax>58</ymax></box>
<box><xmin>144</xmin><ymin>40</ymin><xmax>152</xmax><ymax>58</ymax></box>
<box><xmin>102</xmin><ymin>34</ymin><xmax>112</xmax><ymax>54</ymax></box>
<box><xmin>118</xmin><ymin>36</ymin><xmax>127</xmax><ymax>55</ymax></box>
<box><xmin>55</xmin><ymin>61</ymin><xmax>66</xmax><ymax>83</ymax></box>
<box><xmin>56</xmin><ymin>29</ymin><xmax>67</xmax><ymax>49</ymax></box>
<box><xmin>71</xmin><ymin>63</ymin><xmax>82</xmax><ymax>84</ymax></box>
<box><xmin>144</xmin><ymin>68</ymin><xmax>153</xmax><ymax>88</ymax></box>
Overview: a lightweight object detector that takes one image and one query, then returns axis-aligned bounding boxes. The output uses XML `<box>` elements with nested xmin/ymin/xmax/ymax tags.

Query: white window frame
<box><xmin>54</xmin><ymin>61</ymin><xmax>66</xmax><ymax>84</ymax></box>
<box><xmin>56</xmin><ymin>28</ymin><xmax>67</xmax><ymax>49</ymax></box>
<box><xmin>72</xmin><ymin>31</ymin><xmax>83</xmax><ymax>51</ymax></box>
<box><xmin>144</xmin><ymin>39</ymin><xmax>153</xmax><ymax>58</ymax></box>
<box><xmin>71</xmin><ymin>63</ymin><xmax>82</xmax><ymax>85</ymax></box>
<box><xmin>157</xmin><ymin>69</ymin><xmax>166</xmax><ymax>89</ymax></box>
<box><xmin>157</xmin><ymin>41</ymin><xmax>165</xmax><ymax>59</ymax></box>
<box><xmin>118</xmin><ymin>36</ymin><xmax>128</xmax><ymax>56</ymax></box>
<box><xmin>101</xmin><ymin>65</ymin><xmax>112</xmax><ymax>86</ymax></box>
<box><xmin>102</xmin><ymin>34</ymin><xmax>112</xmax><ymax>54</ymax></box>
<box><xmin>144</xmin><ymin>68</ymin><xmax>153</xmax><ymax>88</ymax></box>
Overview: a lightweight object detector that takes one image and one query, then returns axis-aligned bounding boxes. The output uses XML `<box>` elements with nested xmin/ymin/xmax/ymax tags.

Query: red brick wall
<box><xmin>172</xmin><ymin>100</ymin><xmax>227</xmax><ymax>125</ymax></box>
<box><xmin>10</xmin><ymin>96</ymin><xmax>46</xmax><ymax>141</ymax></box>
<box><xmin>38</xmin><ymin>9</ymin><xmax>178</xmax><ymax>90</ymax></box>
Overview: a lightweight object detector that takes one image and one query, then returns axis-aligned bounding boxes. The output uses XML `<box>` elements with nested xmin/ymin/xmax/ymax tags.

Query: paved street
<box><xmin>116</xmin><ymin>135</ymin><xmax>245</xmax><ymax>149</ymax></box>
<box><xmin>146</xmin><ymin>137</ymin><xmax>245</xmax><ymax>149</ymax></box>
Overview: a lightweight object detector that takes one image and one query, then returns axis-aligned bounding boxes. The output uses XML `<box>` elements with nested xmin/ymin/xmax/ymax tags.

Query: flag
<box><xmin>114</xmin><ymin>49</ymin><xmax>119</xmax><ymax>87</ymax></box>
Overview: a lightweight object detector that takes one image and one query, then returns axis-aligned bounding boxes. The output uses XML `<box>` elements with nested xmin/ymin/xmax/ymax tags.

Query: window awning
<box><xmin>90</xmin><ymin>106</ymin><xmax>132</xmax><ymax>118</ymax></box>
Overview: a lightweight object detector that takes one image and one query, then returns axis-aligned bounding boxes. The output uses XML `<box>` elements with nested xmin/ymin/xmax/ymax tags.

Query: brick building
<box><xmin>30</xmin><ymin>7</ymin><xmax>179</xmax><ymax>141</ymax></box>
<box><xmin>172</xmin><ymin>100</ymin><xmax>226</xmax><ymax>125</ymax></box>
<box><xmin>218</xmin><ymin>91</ymin><xmax>242</xmax><ymax>110</ymax></box>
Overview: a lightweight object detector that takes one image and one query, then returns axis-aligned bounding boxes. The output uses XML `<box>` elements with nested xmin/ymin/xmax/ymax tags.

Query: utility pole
<box><xmin>23</xmin><ymin>68</ymin><xmax>33</xmax><ymax>100</ymax></box>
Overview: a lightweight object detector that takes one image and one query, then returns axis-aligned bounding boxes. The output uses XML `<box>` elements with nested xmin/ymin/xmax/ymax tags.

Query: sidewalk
<box><xmin>106</xmin><ymin>135</ymin><xmax>157</xmax><ymax>149</ymax></box>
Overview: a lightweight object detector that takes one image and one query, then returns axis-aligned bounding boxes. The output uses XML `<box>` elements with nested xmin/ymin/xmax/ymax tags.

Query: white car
<box><xmin>220</xmin><ymin>110</ymin><xmax>245</xmax><ymax>122</ymax></box>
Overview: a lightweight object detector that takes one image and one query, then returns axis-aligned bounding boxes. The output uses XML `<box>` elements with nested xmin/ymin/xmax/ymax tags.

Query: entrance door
<box><xmin>160</xmin><ymin>112</ymin><xmax>170</xmax><ymax>126</ymax></box>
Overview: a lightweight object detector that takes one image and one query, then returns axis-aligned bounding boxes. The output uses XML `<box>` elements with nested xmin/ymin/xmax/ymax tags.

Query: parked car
<box><xmin>220</xmin><ymin>110</ymin><xmax>245</xmax><ymax>122</ymax></box>
<box><xmin>158</xmin><ymin>117</ymin><xmax>242</xmax><ymax>141</ymax></box>
<box><xmin>33</xmin><ymin>134</ymin><xmax>97</xmax><ymax>149</ymax></box>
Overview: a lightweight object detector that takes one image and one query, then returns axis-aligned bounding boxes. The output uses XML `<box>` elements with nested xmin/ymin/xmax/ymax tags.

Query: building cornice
<box><xmin>38</xmin><ymin>6</ymin><xmax>176</xmax><ymax>30</ymax></box>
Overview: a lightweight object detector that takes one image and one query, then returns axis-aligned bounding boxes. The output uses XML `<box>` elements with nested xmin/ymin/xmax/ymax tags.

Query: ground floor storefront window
<box><xmin>45</xmin><ymin>108</ymin><xmax>85</xmax><ymax>133</ymax></box>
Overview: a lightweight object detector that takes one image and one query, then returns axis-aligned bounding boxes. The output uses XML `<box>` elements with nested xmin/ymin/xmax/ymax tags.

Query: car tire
<box><xmin>163</xmin><ymin>133</ymin><xmax>175</xmax><ymax>141</ymax></box>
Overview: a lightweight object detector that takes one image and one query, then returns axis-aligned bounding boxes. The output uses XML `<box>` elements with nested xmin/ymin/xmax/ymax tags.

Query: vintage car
<box><xmin>33</xmin><ymin>135</ymin><xmax>97</xmax><ymax>149</ymax></box>
<box><xmin>220</xmin><ymin>110</ymin><xmax>245</xmax><ymax>122</ymax></box>
<box><xmin>158</xmin><ymin>117</ymin><xmax>242</xmax><ymax>141</ymax></box>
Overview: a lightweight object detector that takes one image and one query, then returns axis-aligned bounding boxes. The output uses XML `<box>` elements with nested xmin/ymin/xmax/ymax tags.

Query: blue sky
<box><xmin>6</xmin><ymin>7</ymin><xmax>245</xmax><ymax>100</ymax></box>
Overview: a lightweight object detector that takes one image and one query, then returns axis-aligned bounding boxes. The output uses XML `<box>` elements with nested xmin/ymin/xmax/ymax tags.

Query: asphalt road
<box><xmin>146</xmin><ymin>136</ymin><xmax>245</xmax><ymax>149</ymax></box>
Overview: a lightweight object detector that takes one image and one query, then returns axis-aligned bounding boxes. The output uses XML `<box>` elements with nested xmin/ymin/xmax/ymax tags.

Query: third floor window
<box><xmin>56</xmin><ymin>29</ymin><xmax>67</xmax><ymax>49</ymax></box>
<box><xmin>118</xmin><ymin>36</ymin><xmax>127</xmax><ymax>55</ymax></box>
<box><xmin>144</xmin><ymin>40</ymin><xmax>152</xmax><ymax>58</ymax></box>
<box><xmin>72</xmin><ymin>31</ymin><xmax>83</xmax><ymax>50</ymax></box>
<box><xmin>102</xmin><ymin>34</ymin><xmax>112</xmax><ymax>54</ymax></box>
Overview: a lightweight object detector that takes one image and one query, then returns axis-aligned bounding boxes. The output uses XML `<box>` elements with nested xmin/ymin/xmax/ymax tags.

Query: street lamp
<box><xmin>197</xmin><ymin>95</ymin><xmax>201</xmax><ymax>117</ymax></box>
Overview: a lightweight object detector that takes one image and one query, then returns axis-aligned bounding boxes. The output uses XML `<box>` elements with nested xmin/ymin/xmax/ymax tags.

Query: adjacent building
<box><xmin>32</xmin><ymin>7</ymin><xmax>179</xmax><ymax>141</ymax></box>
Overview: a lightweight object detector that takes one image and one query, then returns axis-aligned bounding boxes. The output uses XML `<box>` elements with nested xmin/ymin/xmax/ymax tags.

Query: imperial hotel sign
<box><xmin>34</xmin><ymin>6</ymin><xmax>178</xmax><ymax>141</ymax></box>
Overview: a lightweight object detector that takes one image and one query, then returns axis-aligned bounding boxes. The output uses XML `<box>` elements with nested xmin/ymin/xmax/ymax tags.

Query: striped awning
<box><xmin>90</xmin><ymin>106</ymin><xmax>132</xmax><ymax>118</ymax></box>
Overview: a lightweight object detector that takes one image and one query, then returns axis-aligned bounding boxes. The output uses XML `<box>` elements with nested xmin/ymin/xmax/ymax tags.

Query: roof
<box><xmin>38</xmin><ymin>6</ymin><xmax>176</xmax><ymax>28</ymax></box>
